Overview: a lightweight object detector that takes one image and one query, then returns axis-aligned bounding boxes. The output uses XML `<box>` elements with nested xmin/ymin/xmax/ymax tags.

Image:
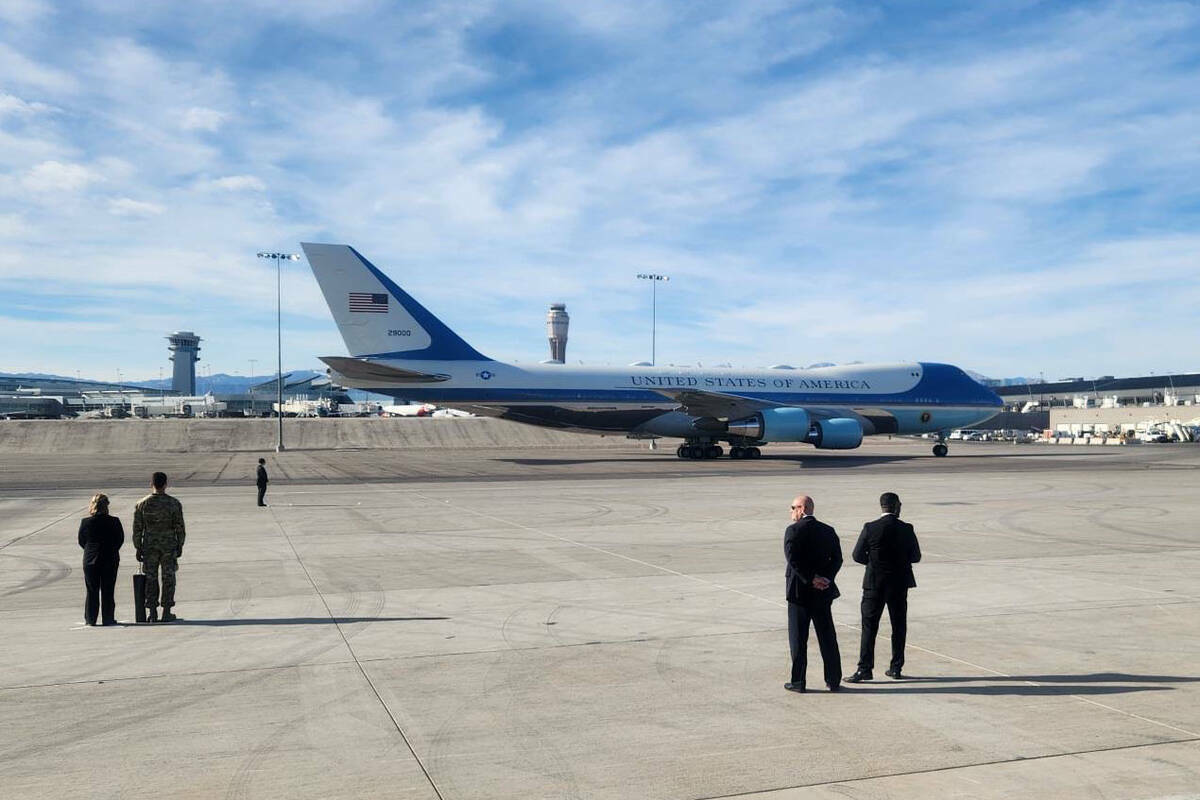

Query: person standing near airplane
<box><xmin>256</xmin><ymin>458</ymin><xmax>269</xmax><ymax>507</ymax></box>
<box><xmin>78</xmin><ymin>493</ymin><xmax>123</xmax><ymax>626</ymax></box>
<box><xmin>133</xmin><ymin>472</ymin><xmax>186</xmax><ymax>623</ymax></box>
<box><xmin>783</xmin><ymin>494</ymin><xmax>843</xmax><ymax>693</ymax></box>
<box><xmin>846</xmin><ymin>492</ymin><xmax>921</xmax><ymax>682</ymax></box>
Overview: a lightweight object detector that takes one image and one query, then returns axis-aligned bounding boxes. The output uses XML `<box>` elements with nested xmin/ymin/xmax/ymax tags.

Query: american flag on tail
<box><xmin>349</xmin><ymin>292</ymin><xmax>388</xmax><ymax>313</ymax></box>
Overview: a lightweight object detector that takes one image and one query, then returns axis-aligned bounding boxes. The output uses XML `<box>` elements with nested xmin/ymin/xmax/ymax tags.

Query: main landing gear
<box><xmin>675</xmin><ymin>441</ymin><xmax>761</xmax><ymax>459</ymax></box>
<box><xmin>932</xmin><ymin>432</ymin><xmax>949</xmax><ymax>457</ymax></box>
<box><xmin>677</xmin><ymin>443</ymin><xmax>722</xmax><ymax>459</ymax></box>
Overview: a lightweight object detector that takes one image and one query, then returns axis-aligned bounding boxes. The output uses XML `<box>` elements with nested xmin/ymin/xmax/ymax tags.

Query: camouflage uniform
<box><xmin>132</xmin><ymin>493</ymin><xmax>186</xmax><ymax>610</ymax></box>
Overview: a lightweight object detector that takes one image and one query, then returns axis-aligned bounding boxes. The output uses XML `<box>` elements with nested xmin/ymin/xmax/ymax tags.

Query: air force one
<box><xmin>301</xmin><ymin>243</ymin><xmax>1003</xmax><ymax>459</ymax></box>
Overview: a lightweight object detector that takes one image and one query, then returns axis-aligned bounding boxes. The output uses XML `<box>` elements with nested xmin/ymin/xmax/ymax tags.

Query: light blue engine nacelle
<box><xmin>808</xmin><ymin>417</ymin><xmax>864</xmax><ymax>449</ymax></box>
<box><xmin>727</xmin><ymin>409</ymin><xmax>864</xmax><ymax>448</ymax></box>
<box><xmin>727</xmin><ymin>407</ymin><xmax>811</xmax><ymax>442</ymax></box>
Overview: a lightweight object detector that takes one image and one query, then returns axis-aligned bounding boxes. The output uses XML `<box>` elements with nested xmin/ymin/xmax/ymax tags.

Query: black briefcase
<box><xmin>133</xmin><ymin>573</ymin><xmax>146</xmax><ymax>623</ymax></box>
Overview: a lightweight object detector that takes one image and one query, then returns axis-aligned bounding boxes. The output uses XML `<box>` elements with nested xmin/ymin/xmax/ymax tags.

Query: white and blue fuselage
<box><xmin>301</xmin><ymin>243</ymin><xmax>1002</xmax><ymax>456</ymax></box>
<box><xmin>329</xmin><ymin>358</ymin><xmax>1000</xmax><ymax>438</ymax></box>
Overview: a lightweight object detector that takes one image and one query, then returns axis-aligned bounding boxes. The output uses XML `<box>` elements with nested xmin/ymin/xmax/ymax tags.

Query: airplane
<box><xmin>301</xmin><ymin>243</ymin><xmax>1003</xmax><ymax>459</ymax></box>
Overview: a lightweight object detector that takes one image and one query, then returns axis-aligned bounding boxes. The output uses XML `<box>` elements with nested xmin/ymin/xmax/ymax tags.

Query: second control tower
<box><xmin>546</xmin><ymin>304</ymin><xmax>569</xmax><ymax>363</ymax></box>
<box><xmin>167</xmin><ymin>331</ymin><xmax>201</xmax><ymax>394</ymax></box>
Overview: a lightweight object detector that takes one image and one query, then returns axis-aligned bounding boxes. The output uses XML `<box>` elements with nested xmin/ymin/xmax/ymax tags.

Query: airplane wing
<box><xmin>650</xmin><ymin>388</ymin><xmax>782</xmax><ymax>420</ymax></box>
<box><xmin>652</xmin><ymin>387</ymin><xmax>892</xmax><ymax>431</ymax></box>
<box><xmin>319</xmin><ymin>356</ymin><xmax>450</xmax><ymax>383</ymax></box>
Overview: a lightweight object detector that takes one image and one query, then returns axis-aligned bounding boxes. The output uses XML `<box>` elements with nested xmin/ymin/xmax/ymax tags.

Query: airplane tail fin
<box><xmin>300</xmin><ymin>243</ymin><xmax>490</xmax><ymax>361</ymax></box>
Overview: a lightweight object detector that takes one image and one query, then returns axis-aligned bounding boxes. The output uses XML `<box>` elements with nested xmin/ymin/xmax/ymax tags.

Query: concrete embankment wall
<box><xmin>0</xmin><ymin>418</ymin><xmax>640</xmax><ymax>454</ymax></box>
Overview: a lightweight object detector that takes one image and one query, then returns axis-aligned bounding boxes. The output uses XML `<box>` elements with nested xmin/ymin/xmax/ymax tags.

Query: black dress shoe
<box><xmin>102</xmin><ymin>620</ymin><xmax>118</xmax><ymax>626</ymax></box>
<box><xmin>827</xmin><ymin>682</ymin><xmax>841</xmax><ymax>692</ymax></box>
<box><xmin>784</xmin><ymin>682</ymin><xmax>806</xmax><ymax>693</ymax></box>
<box><xmin>885</xmin><ymin>667</ymin><xmax>903</xmax><ymax>678</ymax></box>
<box><xmin>160</xmin><ymin>610</ymin><xmax>178</xmax><ymax>623</ymax></box>
<box><xmin>845</xmin><ymin>670</ymin><xmax>873</xmax><ymax>683</ymax></box>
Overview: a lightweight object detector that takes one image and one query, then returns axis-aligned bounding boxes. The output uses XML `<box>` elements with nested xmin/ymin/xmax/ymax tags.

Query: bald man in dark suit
<box><xmin>783</xmin><ymin>494</ymin><xmax>843</xmax><ymax>693</ymax></box>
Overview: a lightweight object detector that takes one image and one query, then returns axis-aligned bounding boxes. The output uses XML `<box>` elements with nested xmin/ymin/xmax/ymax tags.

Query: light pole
<box><xmin>257</xmin><ymin>251</ymin><xmax>300</xmax><ymax>452</ymax></box>
<box><xmin>636</xmin><ymin>273</ymin><xmax>669</xmax><ymax>365</ymax></box>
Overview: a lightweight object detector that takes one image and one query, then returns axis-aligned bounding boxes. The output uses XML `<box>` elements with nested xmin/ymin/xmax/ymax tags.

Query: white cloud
<box><xmin>0</xmin><ymin>42</ymin><xmax>75</xmax><ymax>92</ymax></box>
<box><xmin>0</xmin><ymin>214</ymin><xmax>31</xmax><ymax>237</ymax></box>
<box><xmin>0</xmin><ymin>0</ymin><xmax>50</xmax><ymax>25</ymax></box>
<box><xmin>180</xmin><ymin>106</ymin><xmax>227</xmax><ymax>132</ymax></box>
<box><xmin>107</xmin><ymin>197</ymin><xmax>166</xmax><ymax>217</ymax></box>
<box><xmin>204</xmin><ymin>175</ymin><xmax>266</xmax><ymax>192</ymax></box>
<box><xmin>0</xmin><ymin>1</ymin><xmax>1198</xmax><ymax>378</ymax></box>
<box><xmin>21</xmin><ymin>161</ymin><xmax>101</xmax><ymax>193</ymax></box>
<box><xmin>951</xmin><ymin>143</ymin><xmax>1109</xmax><ymax>202</ymax></box>
<box><xmin>0</xmin><ymin>92</ymin><xmax>54</xmax><ymax>118</ymax></box>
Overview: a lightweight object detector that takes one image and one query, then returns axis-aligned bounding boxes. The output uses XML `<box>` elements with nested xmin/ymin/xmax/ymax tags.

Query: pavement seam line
<box><xmin>267</xmin><ymin>506</ymin><xmax>447</xmax><ymax>800</ymax></box>
<box><xmin>693</xmin><ymin>736</ymin><xmax>1200</xmax><ymax>799</ymax></box>
<box><xmin>0</xmin><ymin>504</ymin><xmax>87</xmax><ymax>551</ymax></box>
<box><xmin>430</xmin><ymin>494</ymin><xmax>1200</xmax><ymax>739</ymax></box>
<box><xmin>0</xmin><ymin>658</ymin><xmax>362</xmax><ymax>692</ymax></box>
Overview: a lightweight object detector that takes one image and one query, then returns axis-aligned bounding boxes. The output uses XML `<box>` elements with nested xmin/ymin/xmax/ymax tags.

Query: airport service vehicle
<box><xmin>302</xmin><ymin>243</ymin><xmax>1002</xmax><ymax>458</ymax></box>
<box><xmin>381</xmin><ymin>403</ymin><xmax>438</xmax><ymax>417</ymax></box>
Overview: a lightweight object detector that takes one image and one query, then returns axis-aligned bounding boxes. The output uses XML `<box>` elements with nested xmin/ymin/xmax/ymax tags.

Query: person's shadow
<box><xmin>174</xmin><ymin>616</ymin><xmax>448</xmax><ymax>626</ymax></box>
<box><xmin>840</xmin><ymin>672</ymin><xmax>1198</xmax><ymax>696</ymax></box>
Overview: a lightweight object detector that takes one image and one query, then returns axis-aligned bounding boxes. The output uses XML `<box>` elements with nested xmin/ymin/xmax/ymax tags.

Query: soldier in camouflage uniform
<box><xmin>132</xmin><ymin>471</ymin><xmax>186</xmax><ymax>623</ymax></box>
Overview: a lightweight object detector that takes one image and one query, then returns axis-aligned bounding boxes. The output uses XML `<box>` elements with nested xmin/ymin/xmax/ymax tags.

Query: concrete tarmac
<box><xmin>2</xmin><ymin>440</ymin><xmax>1199</xmax><ymax>798</ymax></box>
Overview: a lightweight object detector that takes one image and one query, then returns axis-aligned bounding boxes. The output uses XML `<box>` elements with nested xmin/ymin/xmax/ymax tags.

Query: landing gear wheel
<box><xmin>730</xmin><ymin>446</ymin><xmax>744</xmax><ymax>459</ymax></box>
<box><xmin>933</xmin><ymin>443</ymin><xmax>948</xmax><ymax>457</ymax></box>
<box><xmin>747</xmin><ymin>446</ymin><xmax>762</xmax><ymax>459</ymax></box>
<box><xmin>705</xmin><ymin>445</ymin><xmax>722</xmax><ymax>459</ymax></box>
<box><xmin>688</xmin><ymin>444</ymin><xmax>705</xmax><ymax>459</ymax></box>
<box><xmin>676</xmin><ymin>445</ymin><xmax>688</xmax><ymax>459</ymax></box>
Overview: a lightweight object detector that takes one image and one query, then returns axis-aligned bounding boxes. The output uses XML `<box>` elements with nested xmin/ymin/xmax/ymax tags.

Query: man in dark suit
<box><xmin>846</xmin><ymin>492</ymin><xmax>921</xmax><ymax>682</ymax></box>
<box><xmin>256</xmin><ymin>458</ymin><xmax>269</xmax><ymax>507</ymax></box>
<box><xmin>783</xmin><ymin>494</ymin><xmax>843</xmax><ymax>693</ymax></box>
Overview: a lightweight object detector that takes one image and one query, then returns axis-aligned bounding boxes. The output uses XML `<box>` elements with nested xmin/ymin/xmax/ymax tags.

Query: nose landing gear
<box><xmin>932</xmin><ymin>432</ymin><xmax>949</xmax><ymax>457</ymax></box>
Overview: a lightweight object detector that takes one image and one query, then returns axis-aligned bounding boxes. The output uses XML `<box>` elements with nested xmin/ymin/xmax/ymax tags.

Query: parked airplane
<box><xmin>302</xmin><ymin>243</ymin><xmax>1003</xmax><ymax>458</ymax></box>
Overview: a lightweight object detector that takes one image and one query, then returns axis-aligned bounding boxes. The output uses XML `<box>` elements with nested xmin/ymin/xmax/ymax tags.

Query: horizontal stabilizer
<box><xmin>320</xmin><ymin>356</ymin><xmax>449</xmax><ymax>383</ymax></box>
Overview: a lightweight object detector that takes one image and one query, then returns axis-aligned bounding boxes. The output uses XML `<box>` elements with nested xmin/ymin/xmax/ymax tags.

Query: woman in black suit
<box><xmin>78</xmin><ymin>493</ymin><xmax>124</xmax><ymax>626</ymax></box>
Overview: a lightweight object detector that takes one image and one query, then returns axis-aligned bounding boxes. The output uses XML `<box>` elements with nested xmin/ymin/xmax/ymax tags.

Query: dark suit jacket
<box><xmin>784</xmin><ymin>516</ymin><xmax>843</xmax><ymax>604</ymax></box>
<box><xmin>78</xmin><ymin>514</ymin><xmax>124</xmax><ymax>566</ymax></box>
<box><xmin>256</xmin><ymin>465</ymin><xmax>269</xmax><ymax>487</ymax></box>
<box><xmin>852</xmin><ymin>514</ymin><xmax>921</xmax><ymax>592</ymax></box>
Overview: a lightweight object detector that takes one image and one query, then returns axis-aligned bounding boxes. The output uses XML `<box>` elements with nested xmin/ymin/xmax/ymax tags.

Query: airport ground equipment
<box><xmin>302</xmin><ymin>243</ymin><xmax>1002</xmax><ymax>459</ymax></box>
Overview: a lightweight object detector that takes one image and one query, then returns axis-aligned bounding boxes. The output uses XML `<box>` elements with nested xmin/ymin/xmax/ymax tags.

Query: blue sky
<box><xmin>1</xmin><ymin>0</ymin><xmax>1198</xmax><ymax>381</ymax></box>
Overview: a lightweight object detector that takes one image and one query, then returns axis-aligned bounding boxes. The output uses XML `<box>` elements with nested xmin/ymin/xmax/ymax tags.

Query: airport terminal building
<box><xmin>992</xmin><ymin>372</ymin><xmax>1200</xmax><ymax>439</ymax></box>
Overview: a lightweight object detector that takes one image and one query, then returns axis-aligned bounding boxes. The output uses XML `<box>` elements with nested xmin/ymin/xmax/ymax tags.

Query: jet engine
<box><xmin>727</xmin><ymin>407</ymin><xmax>811</xmax><ymax>442</ymax></box>
<box><xmin>808</xmin><ymin>417</ymin><xmax>864</xmax><ymax>449</ymax></box>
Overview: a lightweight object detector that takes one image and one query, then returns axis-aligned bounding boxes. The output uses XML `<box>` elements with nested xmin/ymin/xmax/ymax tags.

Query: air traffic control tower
<box><xmin>167</xmin><ymin>331</ymin><xmax>201</xmax><ymax>395</ymax></box>
<box><xmin>546</xmin><ymin>304</ymin><xmax>569</xmax><ymax>363</ymax></box>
